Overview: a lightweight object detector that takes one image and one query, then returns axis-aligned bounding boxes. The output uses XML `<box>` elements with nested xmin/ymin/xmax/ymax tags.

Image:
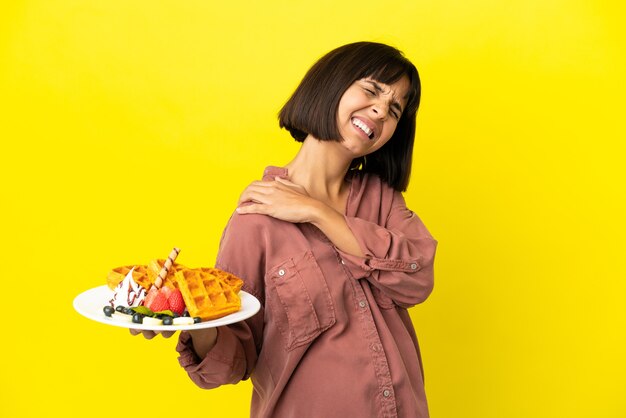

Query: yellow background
<box><xmin>1</xmin><ymin>1</ymin><xmax>624</xmax><ymax>417</ymax></box>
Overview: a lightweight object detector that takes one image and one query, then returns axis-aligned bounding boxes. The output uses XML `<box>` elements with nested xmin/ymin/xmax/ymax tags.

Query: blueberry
<box><xmin>132</xmin><ymin>313</ymin><xmax>143</xmax><ymax>324</ymax></box>
<box><xmin>115</xmin><ymin>306</ymin><xmax>125</xmax><ymax>313</ymax></box>
<box><xmin>193</xmin><ymin>317</ymin><xmax>202</xmax><ymax>324</ymax></box>
<box><xmin>162</xmin><ymin>317</ymin><xmax>173</xmax><ymax>326</ymax></box>
<box><xmin>103</xmin><ymin>306</ymin><xmax>115</xmax><ymax>317</ymax></box>
<box><xmin>123</xmin><ymin>307</ymin><xmax>134</xmax><ymax>315</ymax></box>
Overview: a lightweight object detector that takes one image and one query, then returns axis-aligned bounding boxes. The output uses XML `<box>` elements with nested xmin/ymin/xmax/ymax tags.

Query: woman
<box><xmin>136</xmin><ymin>41</ymin><xmax>437</xmax><ymax>418</ymax></box>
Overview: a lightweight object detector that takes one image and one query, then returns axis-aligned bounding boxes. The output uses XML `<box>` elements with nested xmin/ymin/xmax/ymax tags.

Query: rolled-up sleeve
<box><xmin>175</xmin><ymin>212</ymin><xmax>267</xmax><ymax>388</ymax></box>
<box><xmin>176</xmin><ymin>326</ymin><xmax>248</xmax><ymax>388</ymax></box>
<box><xmin>337</xmin><ymin>191</ymin><xmax>437</xmax><ymax>308</ymax></box>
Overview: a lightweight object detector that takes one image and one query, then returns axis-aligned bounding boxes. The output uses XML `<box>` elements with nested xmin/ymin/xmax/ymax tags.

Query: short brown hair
<box><xmin>279</xmin><ymin>41</ymin><xmax>421</xmax><ymax>191</ymax></box>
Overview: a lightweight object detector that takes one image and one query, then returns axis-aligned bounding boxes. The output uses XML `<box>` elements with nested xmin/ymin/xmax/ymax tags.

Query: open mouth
<box><xmin>352</xmin><ymin>118</ymin><xmax>374</xmax><ymax>140</ymax></box>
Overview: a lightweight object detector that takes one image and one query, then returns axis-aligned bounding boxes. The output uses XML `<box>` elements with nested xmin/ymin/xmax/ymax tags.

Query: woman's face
<box><xmin>336</xmin><ymin>75</ymin><xmax>410</xmax><ymax>157</ymax></box>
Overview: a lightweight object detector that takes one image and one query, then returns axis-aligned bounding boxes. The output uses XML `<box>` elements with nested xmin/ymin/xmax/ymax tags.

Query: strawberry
<box><xmin>167</xmin><ymin>288</ymin><xmax>185</xmax><ymax>316</ymax></box>
<box><xmin>143</xmin><ymin>287</ymin><xmax>159</xmax><ymax>308</ymax></box>
<box><xmin>160</xmin><ymin>286</ymin><xmax>174</xmax><ymax>300</ymax></box>
<box><xmin>146</xmin><ymin>289</ymin><xmax>169</xmax><ymax>312</ymax></box>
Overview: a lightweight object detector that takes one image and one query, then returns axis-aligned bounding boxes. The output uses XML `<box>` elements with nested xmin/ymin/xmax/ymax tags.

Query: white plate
<box><xmin>73</xmin><ymin>285</ymin><xmax>261</xmax><ymax>331</ymax></box>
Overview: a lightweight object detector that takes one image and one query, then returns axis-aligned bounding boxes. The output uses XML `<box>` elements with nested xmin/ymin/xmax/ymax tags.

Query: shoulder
<box><xmin>349</xmin><ymin>170</ymin><xmax>399</xmax><ymax>201</ymax></box>
<box><xmin>347</xmin><ymin>171</ymin><xmax>407</xmax><ymax>221</ymax></box>
<box><xmin>216</xmin><ymin>212</ymin><xmax>275</xmax><ymax>286</ymax></box>
<box><xmin>220</xmin><ymin>211</ymin><xmax>281</xmax><ymax>243</ymax></box>
<box><xmin>222</xmin><ymin>166</ymin><xmax>288</xmax><ymax>236</ymax></box>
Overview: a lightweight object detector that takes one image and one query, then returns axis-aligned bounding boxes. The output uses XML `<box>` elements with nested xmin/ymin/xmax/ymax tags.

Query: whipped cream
<box><xmin>109</xmin><ymin>267</ymin><xmax>147</xmax><ymax>308</ymax></box>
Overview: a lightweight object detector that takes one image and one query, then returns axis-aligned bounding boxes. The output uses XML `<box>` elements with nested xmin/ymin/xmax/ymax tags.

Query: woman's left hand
<box><xmin>237</xmin><ymin>176</ymin><xmax>364</xmax><ymax>257</ymax></box>
<box><xmin>236</xmin><ymin>177</ymin><xmax>321</xmax><ymax>223</ymax></box>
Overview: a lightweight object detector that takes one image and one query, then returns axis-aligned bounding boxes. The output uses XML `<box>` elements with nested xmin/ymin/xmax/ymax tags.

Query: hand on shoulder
<box><xmin>235</xmin><ymin>177</ymin><xmax>322</xmax><ymax>224</ymax></box>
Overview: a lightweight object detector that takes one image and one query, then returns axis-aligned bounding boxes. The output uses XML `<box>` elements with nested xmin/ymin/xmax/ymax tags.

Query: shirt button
<box><xmin>383</xmin><ymin>389</ymin><xmax>391</xmax><ymax>397</ymax></box>
<box><xmin>278</xmin><ymin>269</ymin><xmax>285</xmax><ymax>276</ymax></box>
<box><xmin>358</xmin><ymin>300</ymin><xmax>367</xmax><ymax>308</ymax></box>
<box><xmin>410</xmin><ymin>263</ymin><xmax>418</xmax><ymax>270</ymax></box>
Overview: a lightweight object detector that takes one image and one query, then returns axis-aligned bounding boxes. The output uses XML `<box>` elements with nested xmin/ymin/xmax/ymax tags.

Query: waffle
<box><xmin>174</xmin><ymin>268</ymin><xmax>243</xmax><ymax>320</ymax></box>
<box><xmin>106</xmin><ymin>265</ymin><xmax>151</xmax><ymax>290</ymax></box>
<box><xmin>198</xmin><ymin>267</ymin><xmax>244</xmax><ymax>293</ymax></box>
<box><xmin>147</xmin><ymin>259</ymin><xmax>182</xmax><ymax>289</ymax></box>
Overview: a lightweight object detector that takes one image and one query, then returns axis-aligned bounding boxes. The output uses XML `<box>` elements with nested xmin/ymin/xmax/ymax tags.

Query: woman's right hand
<box><xmin>186</xmin><ymin>328</ymin><xmax>219</xmax><ymax>358</ymax></box>
<box><xmin>129</xmin><ymin>329</ymin><xmax>176</xmax><ymax>339</ymax></box>
<box><xmin>129</xmin><ymin>327</ymin><xmax>218</xmax><ymax>359</ymax></box>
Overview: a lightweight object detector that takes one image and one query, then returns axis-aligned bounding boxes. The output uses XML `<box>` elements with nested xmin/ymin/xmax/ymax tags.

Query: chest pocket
<box><xmin>266</xmin><ymin>250</ymin><xmax>336</xmax><ymax>351</ymax></box>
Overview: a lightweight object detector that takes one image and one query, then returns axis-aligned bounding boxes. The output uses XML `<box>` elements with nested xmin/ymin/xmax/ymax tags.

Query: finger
<box><xmin>130</xmin><ymin>328</ymin><xmax>157</xmax><ymax>339</ymax></box>
<box><xmin>238</xmin><ymin>185</ymin><xmax>274</xmax><ymax>205</ymax></box>
<box><xmin>236</xmin><ymin>203</ymin><xmax>270</xmax><ymax>215</ymax></box>
<box><xmin>248</xmin><ymin>180</ymin><xmax>273</xmax><ymax>186</ymax></box>
<box><xmin>274</xmin><ymin>176</ymin><xmax>294</xmax><ymax>186</ymax></box>
<box><xmin>272</xmin><ymin>177</ymin><xmax>303</xmax><ymax>190</ymax></box>
<box><xmin>274</xmin><ymin>177</ymin><xmax>307</xmax><ymax>194</ymax></box>
<box><xmin>142</xmin><ymin>330</ymin><xmax>158</xmax><ymax>340</ymax></box>
<box><xmin>242</xmin><ymin>180</ymin><xmax>292</xmax><ymax>196</ymax></box>
<box><xmin>130</xmin><ymin>328</ymin><xmax>176</xmax><ymax>339</ymax></box>
<box><xmin>238</xmin><ymin>188</ymin><xmax>278</xmax><ymax>206</ymax></box>
<box><xmin>242</xmin><ymin>180</ymin><xmax>277</xmax><ymax>192</ymax></box>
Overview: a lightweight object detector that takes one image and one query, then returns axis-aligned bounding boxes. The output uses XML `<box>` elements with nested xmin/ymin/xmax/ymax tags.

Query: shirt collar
<box><xmin>262</xmin><ymin>166</ymin><xmax>289</xmax><ymax>181</ymax></box>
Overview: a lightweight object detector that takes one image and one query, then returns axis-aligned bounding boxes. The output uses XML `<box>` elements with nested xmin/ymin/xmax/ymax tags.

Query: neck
<box><xmin>284</xmin><ymin>136</ymin><xmax>352</xmax><ymax>200</ymax></box>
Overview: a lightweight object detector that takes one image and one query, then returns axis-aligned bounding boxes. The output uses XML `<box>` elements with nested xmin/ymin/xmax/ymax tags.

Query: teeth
<box><xmin>352</xmin><ymin>118</ymin><xmax>373</xmax><ymax>138</ymax></box>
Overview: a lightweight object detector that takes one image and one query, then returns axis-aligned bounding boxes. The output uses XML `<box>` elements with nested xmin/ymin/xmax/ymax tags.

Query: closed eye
<box><xmin>390</xmin><ymin>100</ymin><xmax>403</xmax><ymax>119</ymax></box>
<box><xmin>362</xmin><ymin>81</ymin><xmax>402</xmax><ymax>119</ymax></box>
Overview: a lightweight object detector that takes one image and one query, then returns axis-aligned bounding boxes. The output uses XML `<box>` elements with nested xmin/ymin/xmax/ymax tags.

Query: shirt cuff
<box><xmin>176</xmin><ymin>327</ymin><xmax>246</xmax><ymax>386</ymax></box>
<box><xmin>176</xmin><ymin>330</ymin><xmax>202</xmax><ymax>368</ymax></box>
<box><xmin>337</xmin><ymin>249</ymin><xmax>422</xmax><ymax>279</ymax></box>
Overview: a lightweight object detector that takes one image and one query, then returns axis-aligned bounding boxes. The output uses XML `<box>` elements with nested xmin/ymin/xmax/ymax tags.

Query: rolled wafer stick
<box><xmin>153</xmin><ymin>247</ymin><xmax>180</xmax><ymax>289</ymax></box>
